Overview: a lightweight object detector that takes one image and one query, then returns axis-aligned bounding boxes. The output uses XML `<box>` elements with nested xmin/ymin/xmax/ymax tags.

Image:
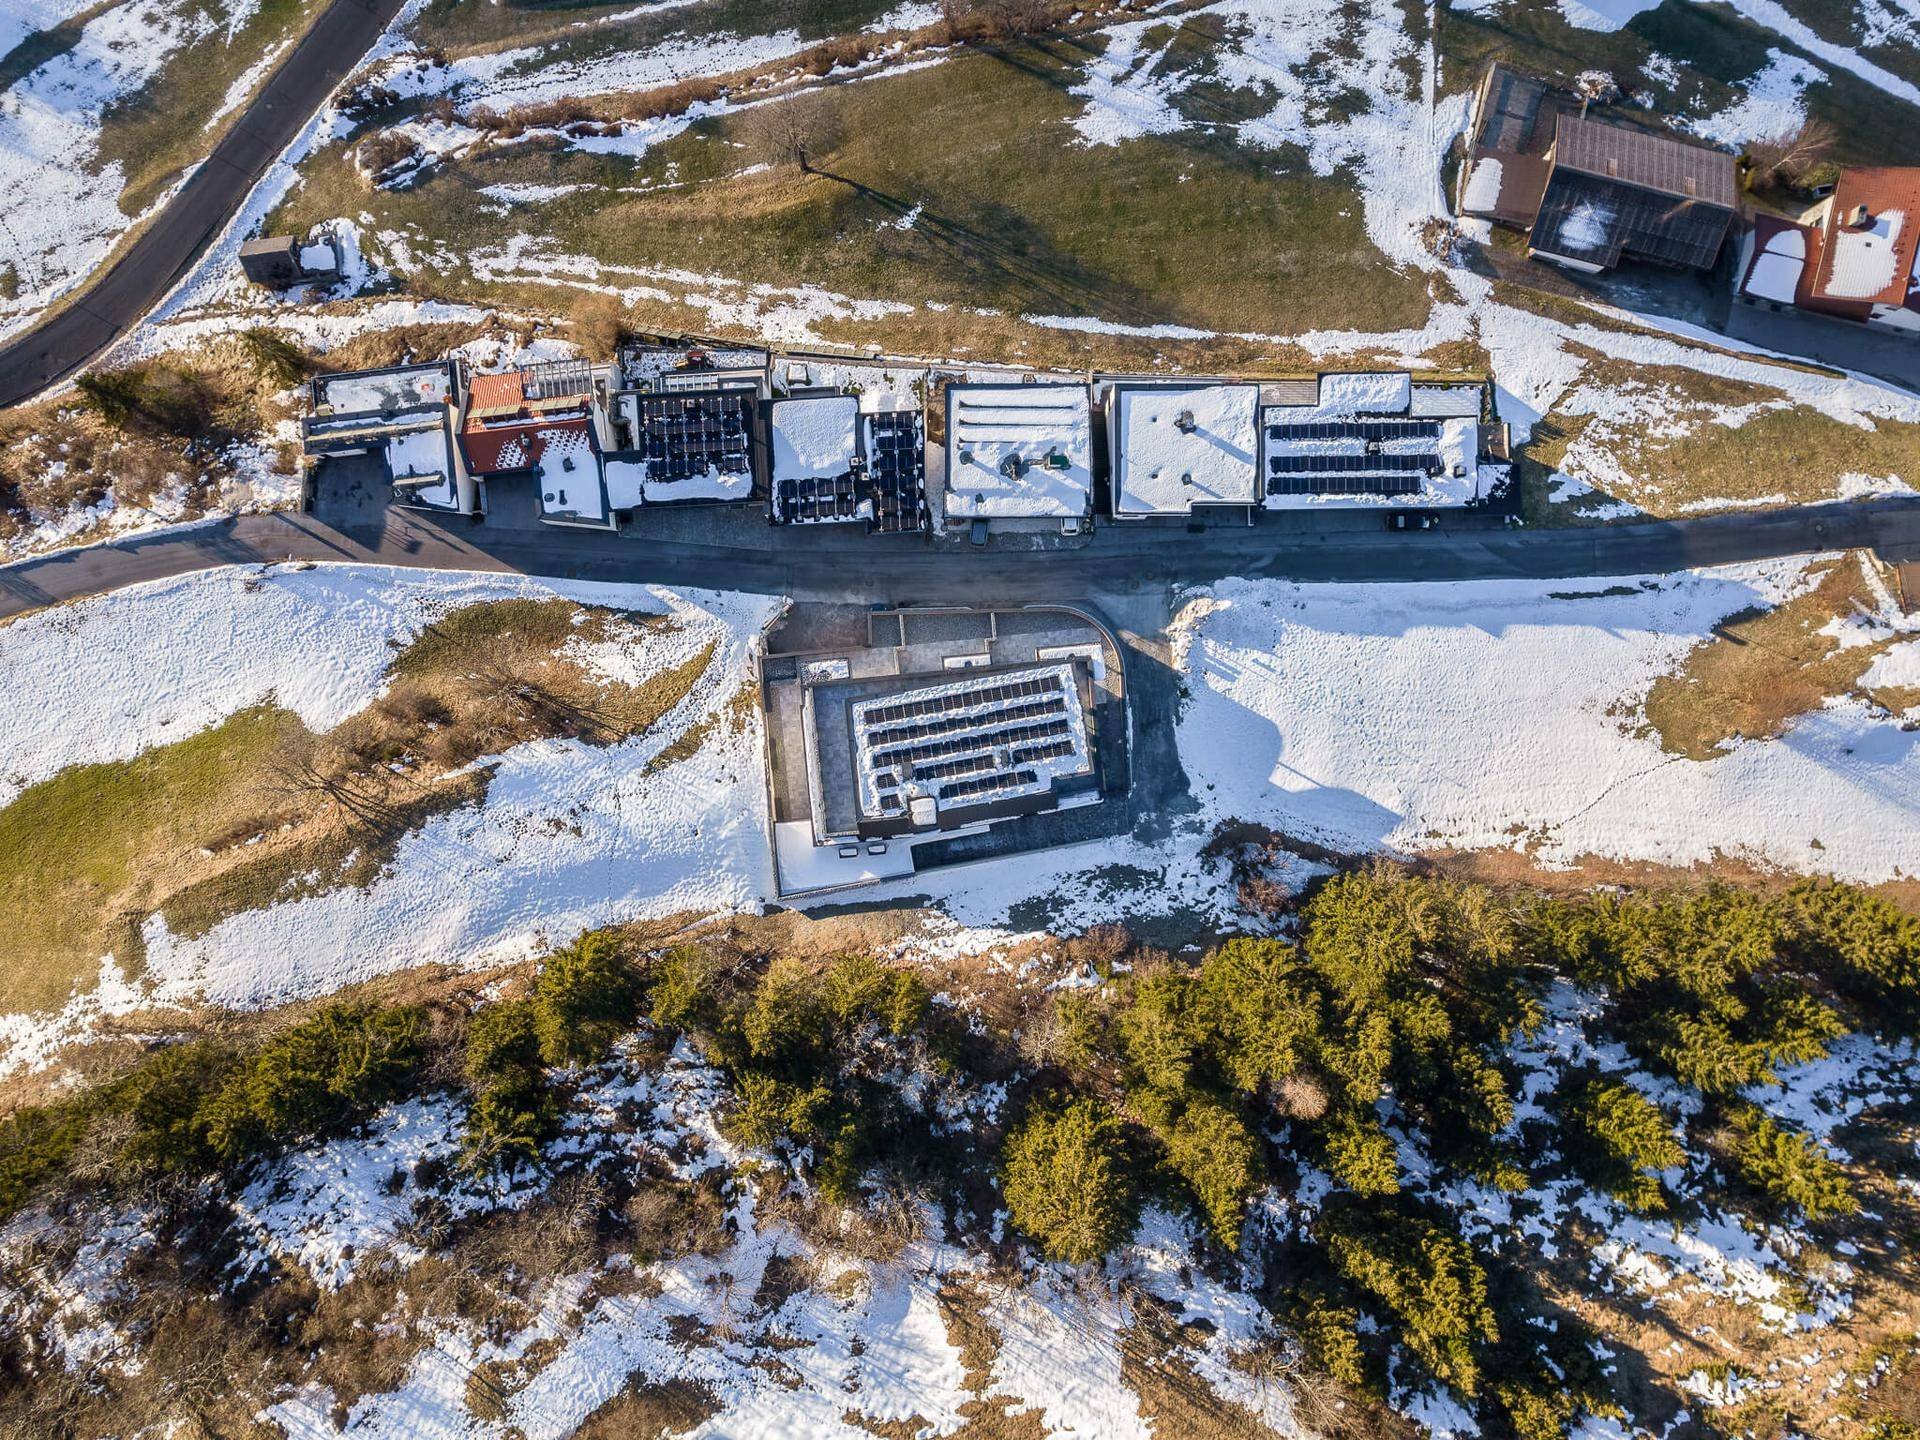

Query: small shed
<box><xmin>239</xmin><ymin>236</ymin><xmax>304</xmax><ymax>287</ymax></box>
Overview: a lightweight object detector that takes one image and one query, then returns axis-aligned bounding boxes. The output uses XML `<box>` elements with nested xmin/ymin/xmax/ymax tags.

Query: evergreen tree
<box><xmin>1561</xmin><ymin>1078</ymin><xmax>1684</xmax><ymax>1213</ymax></box>
<box><xmin>1728</xmin><ymin>1108</ymin><xmax>1855</xmax><ymax>1220</ymax></box>
<box><xmin>1002</xmin><ymin>1098</ymin><xmax>1137</xmax><ymax>1265</ymax></box>
<box><xmin>1323</xmin><ymin>1205</ymin><xmax>1498</xmax><ymax>1397</ymax></box>
<box><xmin>533</xmin><ymin>931</ymin><xmax>642</xmax><ymax>1066</ymax></box>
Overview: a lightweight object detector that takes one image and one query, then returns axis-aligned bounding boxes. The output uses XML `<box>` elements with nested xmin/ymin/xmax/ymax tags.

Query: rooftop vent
<box><xmin>1175</xmin><ymin>408</ymin><xmax>1197</xmax><ymax>433</ymax></box>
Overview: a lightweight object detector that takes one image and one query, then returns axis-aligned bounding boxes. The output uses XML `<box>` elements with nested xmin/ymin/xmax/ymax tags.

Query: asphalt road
<box><xmin>6</xmin><ymin>495</ymin><xmax>1920</xmax><ymax>620</ymax></box>
<box><xmin>0</xmin><ymin>0</ymin><xmax>411</xmax><ymax>410</ymax></box>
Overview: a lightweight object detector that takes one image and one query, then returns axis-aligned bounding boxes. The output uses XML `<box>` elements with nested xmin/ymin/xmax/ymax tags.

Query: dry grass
<box><xmin>271</xmin><ymin>19</ymin><xmax>1440</xmax><ymax>366</ymax></box>
<box><xmin>0</xmin><ymin>337</ymin><xmax>300</xmax><ymax>555</ymax></box>
<box><xmin>573</xmin><ymin>1377</ymin><xmax>723</xmax><ymax>1439</ymax></box>
<box><xmin>1517</xmin><ymin>344</ymin><xmax>1919</xmax><ymax>522</ymax></box>
<box><xmin>0</xmin><ymin>598</ymin><xmax>717</xmax><ymax>1016</ymax></box>
<box><xmin>1642</xmin><ymin>552</ymin><xmax>1911</xmax><ymax>760</ymax></box>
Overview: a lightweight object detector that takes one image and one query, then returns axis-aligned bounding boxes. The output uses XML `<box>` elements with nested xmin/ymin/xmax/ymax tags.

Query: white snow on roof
<box><xmin>1319</xmin><ymin>370</ymin><xmax>1412</xmax><ymax>414</ymax></box>
<box><xmin>771</xmin><ymin>395</ymin><xmax>859</xmax><ymax>480</ymax></box>
<box><xmin>604</xmin><ymin>458</ymin><xmax>647</xmax><ymax>509</ymax></box>
<box><xmin>1557</xmin><ymin>198</ymin><xmax>1617</xmax><ymax>254</ymax></box>
<box><xmin>946</xmin><ymin>385</ymin><xmax>1092</xmax><ymax>519</ymax></box>
<box><xmin>1744</xmin><ymin>250</ymin><xmax>1805</xmax><ymax>305</ymax></box>
<box><xmin>319</xmin><ymin>366</ymin><xmax>452</xmax><ymax>414</ymax></box>
<box><xmin>1826</xmin><ymin>208</ymin><xmax>1905</xmax><ymax>299</ymax></box>
<box><xmin>384</xmin><ymin>430</ymin><xmax>455</xmax><ymax>508</ymax></box>
<box><xmin>1763</xmin><ymin>226</ymin><xmax>1808</xmax><ymax>260</ymax></box>
<box><xmin>605</xmin><ymin>457</ymin><xmax>753</xmax><ymax>507</ymax></box>
<box><xmin>1461</xmin><ymin>156</ymin><xmax>1504</xmax><ymax>214</ymax></box>
<box><xmin>1111</xmin><ymin>384</ymin><xmax>1260</xmax><ymax>516</ymax></box>
<box><xmin>535</xmin><ymin>428</ymin><xmax>606</xmax><ymax>523</ymax></box>
<box><xmin>1407</xmin><ymin>383</ymin><xmax>1483</xmax><ymax>419</ymax></box>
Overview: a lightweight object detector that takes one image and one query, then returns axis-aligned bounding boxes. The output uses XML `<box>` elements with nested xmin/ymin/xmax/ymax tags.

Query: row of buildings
<box><xmin>1457</xmin><ymin>62</ymin><xmax>1919</xmax><ymax>336</ymax></box>
<box><xmin>302</xmin><ymin>343</ymin><xmax>1514</xmax><ymax>535</ymax></box>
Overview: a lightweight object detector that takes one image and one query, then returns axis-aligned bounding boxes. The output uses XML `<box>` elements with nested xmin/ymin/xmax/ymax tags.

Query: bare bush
<box><xmin>1746</xmin><ymin>116</ymin><xmax>1837</xmax><ymax>189</ymax></box>
<box><xmin>743</xmin><ymin>91</ymin><xmax>841</xmax><ymax>173</ymax></box>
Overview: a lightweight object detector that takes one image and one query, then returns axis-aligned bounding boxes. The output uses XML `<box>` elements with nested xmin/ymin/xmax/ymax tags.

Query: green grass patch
<box><xmin>275</xmin><ymin>35</ymin><xmax>1436</xmax><ymax>346</ymax></box>
<box><xmin>0</xmin><ymin>704</ymin><xmax>301</xmax><ymax>1013</ymax></box>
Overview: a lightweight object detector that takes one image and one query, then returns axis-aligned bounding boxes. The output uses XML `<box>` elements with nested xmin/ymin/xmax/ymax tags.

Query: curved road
<box><xmin>0</xmin><ymin>0</ymin><xmax>411</xmax><ymax>409</ymax></box>
<box><xmin>4</xmin><ymin>496</ymin><xmax>1919</xmax><ymax>619</ymax></box>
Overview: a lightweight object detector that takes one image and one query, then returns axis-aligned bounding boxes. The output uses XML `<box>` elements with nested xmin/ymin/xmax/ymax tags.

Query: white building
<box><xmin>1261</xmin><ymin>372</ymin><xmax>1502</xmax><ymax>510</ymax></box>
<box><xmin>944</xmin><ymin>382</ymin><xmax>1092</xmax><ymax>529</ymax></box>
<box><xmin>1106</xmin><ymin>381</ymin><xmax>1261</xmax><ymax>519</ymax></box>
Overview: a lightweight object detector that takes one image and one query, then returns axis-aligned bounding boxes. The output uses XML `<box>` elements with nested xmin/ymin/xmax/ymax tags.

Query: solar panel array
<box><xmin>866</xmin><ymin>410</ymin><xmax>929</xmax><ymax>533</ymax></box>
<box><xmin>1264</xmin><ymin>418</ymin><xmax>1442</xmax><ymax>497</ymax></box>
<box><xmin>852</xmin><ymin>667</ymin><xmax>1090</xmax><ymax>821</ymax></box>
<box><xmin>634</xmin><ymin>392</ymin><xmax>752</xmax><ymax>484</ymax></box>
<box><xmin>775</xmin><ymin>473</ymin><xmax>867</xmax><ymax>524</ymax></box>
<box><xmin>769</xmin><ymin>408</ymin><xmax>930</xmax><ymax>531</ymax></box>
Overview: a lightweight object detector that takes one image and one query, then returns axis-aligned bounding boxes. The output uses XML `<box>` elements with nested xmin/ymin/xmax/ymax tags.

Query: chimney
<box><xmin>1175</xmin><ymin>408</ymin><xmax>1197</xmax><ymax>433</ymax></box>
<box><xmin>1849</xmin><ymin>202</ymin><xmax>1873</xmax><ymax>229</ymax></box>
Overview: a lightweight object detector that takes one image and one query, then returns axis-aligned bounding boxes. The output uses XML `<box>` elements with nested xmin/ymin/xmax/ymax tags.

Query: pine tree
<box><xmin>1728</xmin><ymin>1109</ymin><xmax>1855</xmax><ymax>1220</ymax></box>
<box><xmin>1002</xmin><ymin>1098</ymin><xmax>1137</xmax><ymax>1265</ymax></box>
<box><xmin>1562</xmin><ymin>1078</ymin><xmax>1684</xmax><ymax>1213</ymax></box>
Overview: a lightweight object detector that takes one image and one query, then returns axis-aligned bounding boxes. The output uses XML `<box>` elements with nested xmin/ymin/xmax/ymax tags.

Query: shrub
<box><xmin>823</xmin><ymin>952</ymin><xmax>929</xmax><ymax>1036</ymax></box>
<box><xmin>461</xmin><ymin>1000</ymin><xmax>552</xmax><ymax>1171</ymax></box>
<box><xmin>1160</xmin><ymin>1096</ymin><xmax>1260</xmax><ymax>1248</ymax></box>
<box><xmin>75</xmin><ymin>369</ymin><xmax>149</xmax><ymax>427</ymax></box>
<box><xmin>1002</xmin><ymin>1098</ymin><xmax>1137</xmax><ymax>1265</ymax></box>
<box><xmin>199</xmin><ymin>1004</ymin><xmax>425</xmax><ymax>1162</ymax></box>
<box><xmin>1728</xmin><ymin>1109</ymin><xmax>1855</xmax><ymax>1220</ymax></box>
<box><xmin>649</xmin><ymin>944</ymin><xmax>718</xmax><ymax>1033</ymax></box>
<box><xmin>739</xmin><ymin>956</ymin><xmax>832</xmax><ymax>1068</ymax></box>
<box><xmin>1562</xmin><ymin>1079</ymin><xmax>1683</xmax><ymax>1213</ymax></box>
<box><xmin>118</xmin><ymin>1040</ymin><xmax>236</xmax><ymax>1172</ymax></box>
<box><xmin>1777</xmin><ymin>878</ymin><xmax>1920</xmax><ymax>1032</ymax></box>
<box><xmin>1323</xmin><ymin>1207</ymin><xmax>1497</xmax><ymax>1396</ymax></box>
<box><xmin>0</xmin><ymin>1101</ymin><xmax>93</xmax><ymax>1221</ymax></box>
<box><xmin>533</xmin><ymin>932</ymin><xmax>641</xmax><ymax>1066</ymax></box>
<box><xmin>1196</xmin><ymin>938</ymin><xmax>1321</xmax><ymax>1093</ymax></box>
<box><xmin>1284</xmin><ymin>1286</ymin><xmax>1368</xmax><ymax>1389</ymax></box>
<box><xmin>240</xmin><ymin>328</ymin><xmax>314</xmax><ymax>387</ymax></box>
<box><xmin>1116</xmin><ymin>967</ymin><xmax>1204</xmax><ymax>1092</ymax></box>
<box><xmin>1325</xmin><ymin>1113</ymin><xmax>1400</xmax><ymax>1196</ymax></box>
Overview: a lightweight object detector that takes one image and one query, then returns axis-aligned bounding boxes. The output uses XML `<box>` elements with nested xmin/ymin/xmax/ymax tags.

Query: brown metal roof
<box><xmin>1552</xmin><ymin>112</ymin><xmax>1736</xmax><ymax>209</ymax></box>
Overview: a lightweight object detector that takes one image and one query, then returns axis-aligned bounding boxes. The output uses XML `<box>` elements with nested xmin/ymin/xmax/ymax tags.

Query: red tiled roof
<box><xmin>1810</xmin><ymin>166</ymin><xmax>1920</xmax><ymax>308</ymax></box>
<box><xmin>460</xmin><ymin>413</ymin><xmax>592</xmax><ymax>474</ymax></box>
<box><xmin>466</xmin><ymin>370</ymin><xmax>528</xmax><ymax>412</ymax></box>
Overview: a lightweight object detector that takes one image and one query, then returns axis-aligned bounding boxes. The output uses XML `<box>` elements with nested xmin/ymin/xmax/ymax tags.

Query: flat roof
<box><xmin>850</xmin><ymin>662</ymin><xmax>1092</xmax><ymax>824</ymax></box>
<box><xmin>946</xmin><ymin>384</ymin><xmax>1092</xmax><ymax>519</ymax></box>
<box><xmin>1110</xmin><ymin>383</ymin><xmax>1260</xmax><ymax>516</ymax></box>
<box><xmin>314</xmin><ymin>362</ymin><xmax>453</xmax><ymax>416</ymax></box>
<box><xmin>770</xmin><ymin>394</ymin><xmax>859</xmax><ymax>481</ymax></box>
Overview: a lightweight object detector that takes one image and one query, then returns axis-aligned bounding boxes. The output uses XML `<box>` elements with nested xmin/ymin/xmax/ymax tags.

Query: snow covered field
<box><xmin>5</xmin><ymin>551</ymin><xmax>1920</xmax><ymax>1066</ymax></box>
<box><xmin>1174</xmin><ymin>561</ymin><xmax>1920</xmax><ymax>883</ymax></box>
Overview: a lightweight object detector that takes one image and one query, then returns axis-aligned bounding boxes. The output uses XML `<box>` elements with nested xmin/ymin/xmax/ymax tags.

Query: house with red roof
<box><xmin>459</xmin><ymin>360</ymin><xmax>616</xmax><ymax>527</ymax></box>
<box><xmin>1736</xmin><ymin>167</ymin><xmax>1920</xmax><ymax>335</ymax></box>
